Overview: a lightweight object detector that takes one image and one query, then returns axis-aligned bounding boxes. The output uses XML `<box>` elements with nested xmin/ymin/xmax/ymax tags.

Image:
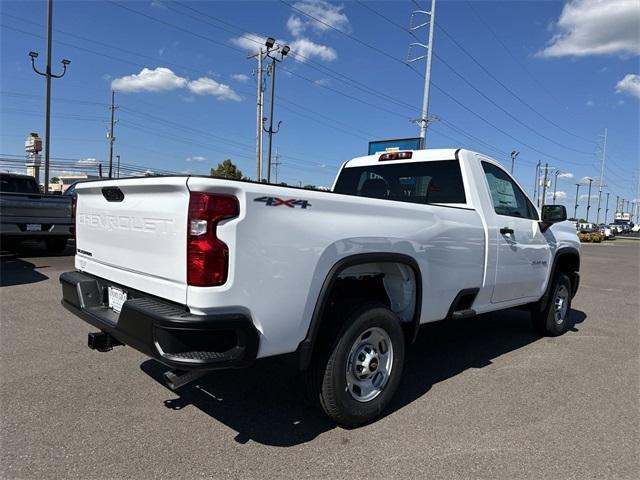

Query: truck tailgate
<box><xmin>75</xmin><ymin>177</ymin><xmax>190</xmax><ymax>304</ymax></box>
<box><xmin>0</xmin><ymin>193</ymin><xmax>71</xmax><ymax>222</ymax></box>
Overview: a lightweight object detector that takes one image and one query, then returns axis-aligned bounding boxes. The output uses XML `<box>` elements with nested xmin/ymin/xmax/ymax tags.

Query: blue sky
<box><xmin>1</xmin><ymin>0</ymin><xmax>639</xmax><ymax>219</ymax></box>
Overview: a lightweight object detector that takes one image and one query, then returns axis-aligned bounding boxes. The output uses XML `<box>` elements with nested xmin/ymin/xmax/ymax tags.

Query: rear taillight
<box><xmin>71</xmin><ymin>195</ymin><xmax>77</xmax><ymax>238</ymax></box>
<box><xmin>187</xmin><ymin>192</ymin><xmax>239</xmax><ymax>287</ymax></box>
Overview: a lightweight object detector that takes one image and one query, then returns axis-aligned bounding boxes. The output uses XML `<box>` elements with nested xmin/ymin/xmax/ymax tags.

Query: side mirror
<box><xmin>539</xmin><ymin>205</ymin><xmax>567</xmax><ymax>232</ymax></box>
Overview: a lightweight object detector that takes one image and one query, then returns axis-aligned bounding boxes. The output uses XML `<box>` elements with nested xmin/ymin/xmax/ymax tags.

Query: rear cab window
<box><xmin>333</xmin><ymin>159</ymin><xmax>467</xmax><ymax>206</ymax></box>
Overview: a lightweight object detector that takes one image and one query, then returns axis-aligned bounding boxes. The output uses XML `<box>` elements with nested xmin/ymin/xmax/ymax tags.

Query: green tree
<box><xmin>50</xmin><ymin>176</ymin><xmax>60</xmax><ymax>183</ymax></box>
<box><xmin>210</xmin><ymin>159</ymin><xmax>243</xmax><ymax>180</ymax></box>
<box><xmin>303</xmin><ymin>184</ymin><xmax>318</xmax><ymax>190</ymax></box>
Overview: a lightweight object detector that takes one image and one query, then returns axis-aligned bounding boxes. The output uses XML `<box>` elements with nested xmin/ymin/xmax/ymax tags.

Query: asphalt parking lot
<box><xmin>1</xmin><ymin>240</ymin><xmax>638</xmax><ymax>479</ymax></box>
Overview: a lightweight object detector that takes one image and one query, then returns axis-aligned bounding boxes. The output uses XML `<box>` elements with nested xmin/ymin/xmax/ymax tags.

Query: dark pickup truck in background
<box><xmin>0</xmin><ymin>173</ymin><xmax>72</xmax><ymax>253</ymax></box>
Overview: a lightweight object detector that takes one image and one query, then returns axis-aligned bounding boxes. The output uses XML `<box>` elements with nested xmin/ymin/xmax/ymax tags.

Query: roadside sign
<box><xmin>368</xmin><ymin>137</ymin><xmax>422</xmax><ymax>155</ymax></box>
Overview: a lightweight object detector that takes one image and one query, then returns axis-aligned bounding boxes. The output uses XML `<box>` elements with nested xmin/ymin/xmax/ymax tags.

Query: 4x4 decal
<box><xmin>254</xmin><ymin>196</ymin><xmax>311</xmax><ymax>209</ymax></box>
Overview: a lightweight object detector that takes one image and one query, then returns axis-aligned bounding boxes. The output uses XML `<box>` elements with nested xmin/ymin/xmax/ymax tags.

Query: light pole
<box><xmin>510</xmin><ymin>150</ymin><xmax>519</xmax><ymax>175</ymax></box>
<box><xmin>605</xmin><ymin>192</ymin><xmax>610</xmax><ymax>224</ymax></box>
<box><xmin>586</xmin><ymin>177</ymin><xmax>593</xmax><ymax>222</ymax></box>
<box><xmin>263</xmin><ymin>37</ymin><xmax>289</xmax><ymax>183</ymax></box>
<box><xmin>541</xmin><ymin>163</ymin><xmax>549</xmax><ymax>207</ymax></box>
<box><xmin>553</xmin><ymin>170</ymin><xmax>560</xmax><ymax>205</ymax></box>
<box><xmin>28</xmin><ymin>0</ymin><xmax>70</xmax><ymax>194</ymax></box>
<box><xmin>574</xmin><ymin>183</ymin><xmax>580</xmax><ymax>220</ymax></box>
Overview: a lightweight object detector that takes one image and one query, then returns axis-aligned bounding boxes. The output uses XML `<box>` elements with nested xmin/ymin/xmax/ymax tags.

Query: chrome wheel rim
<box><xmin>346</xmin><ymin>327</ymin><xmax>393</xmax><ymax>403</ymax></box>
<box><xmin>554</xmin><ymin>285</ymin><xmax>569</xmax><ymax>325</ymax></box>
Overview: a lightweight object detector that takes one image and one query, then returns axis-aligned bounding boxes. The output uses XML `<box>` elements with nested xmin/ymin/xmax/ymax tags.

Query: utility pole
<box><xmin>272</xmin><ymin>149</ymin><xmax>282</xmax><ymax>184</ymax></box>
<box><xmin>250</xmin><ymin>47</ymin><xmax>265</xmax><ymax>181</ymax></box>
<box><xmin>596</xmin><ymin>128</ymin><xmax>607</xmax><ymax>224</ymax></box>
<box><xmin>262</xmin><ymin>38</ymin><xmax>290</xmax><ymax>183</ymax></box>
<box><xmin>553</xmin><ymin>170</ymin><xmax>560</xmax><ymax>205</ymax></box>
<box><xmin>107</xmin><ymin>90</ymin><xmax>117</xmax><ymax>179</ymax></box>
<box><xmin>541</xmin><ymin>163</ymin><xmax>549</xmax><ymax>207</ymax></box>
<box><xmin>407</xmin><ymin>0</ymin><xmax>436</xmax><ymax>147</ymax></box>
<box><xmin>116</xmin><ymin>154</ymin><xmax>121</xmax><ymax>179</ymax></box>
<box><xmin>510</xmin><ymin>150</ymin><xmax>519</xmax><ymax>175</ymax></box>
<box><xmin>605</xmin><ymin>192</ymin><xmax>610</xmax><ymax>224</ymax></box>
<box><xmin>574</xmin><ymin>183</ymin><xmax>580</xmax><ymax>220</ymax></box>
<box><xmin>28</xmin><ymin>0</ymin><xmax>70</xmax><ymax>193</ymax></box>
<box><xmin>586</xmin><ymin>178</ymin><xmax>593</xmax><ymax>222</ymax></box>
<box><xmin>615</xmin><ymin>195</ymin><xmax>619</xmax><ymax>216</ymax></box>
<box><xmin>533</xmin><ymin>161</ymin><xmax>541</xmax><ymax>205</ymax></box>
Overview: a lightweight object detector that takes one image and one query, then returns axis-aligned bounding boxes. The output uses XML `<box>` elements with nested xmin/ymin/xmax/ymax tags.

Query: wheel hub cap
<box><xmin>554</xmin><ymin>284</ymin><xmax>569</xmax><ymax>325</ymax></box>
<box><xmin>346</xmin><ymin>327</ymin><xmax>394</xmax><ymax>403</ymax></box>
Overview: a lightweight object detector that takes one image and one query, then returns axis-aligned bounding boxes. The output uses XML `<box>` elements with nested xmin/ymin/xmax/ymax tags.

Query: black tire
<box><xmin>308</xmin><ymin>302</ymin><xmax>405</xmax><ymax>427</ymax></box>
<box><xmin>45</xmin><ymin>237</ymin><xmax>68</xmax><ymax>254</ymax></box>
<box><xmin>531</xmin><ymin>272</ymin><xmax>572</xmax><ymax>336</ymax></box>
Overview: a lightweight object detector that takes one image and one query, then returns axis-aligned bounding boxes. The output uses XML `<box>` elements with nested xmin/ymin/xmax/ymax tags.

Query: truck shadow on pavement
<box><xmin>141</xmin><ymin>307</ymin><xmax>587</xmax><ymax>447</ymax></box>
<box><xmin>0</xmin><ymin>255</ymin><xmax>49</xmax><ymax>287</ymax></box>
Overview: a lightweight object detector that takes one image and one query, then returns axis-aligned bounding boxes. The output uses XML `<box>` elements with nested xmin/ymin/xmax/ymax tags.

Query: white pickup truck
<box><xmin>60</xmin><ymin>148</ymin><xmax>580</xmax><ymax>426</ymax></box>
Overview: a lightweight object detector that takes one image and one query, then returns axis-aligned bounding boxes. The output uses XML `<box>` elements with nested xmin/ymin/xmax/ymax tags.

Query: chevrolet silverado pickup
<box><xmin>1</xmin><ymin>173</ymin><xmax>72</xmax><ymax>253</ymax></box>
<box><xmin>60</xmin><ymin>148</ymin><xmax>580</xmax><ymax>426</ymax></box>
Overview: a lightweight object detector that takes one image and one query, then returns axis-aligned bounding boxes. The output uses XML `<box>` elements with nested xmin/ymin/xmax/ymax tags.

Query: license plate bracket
<box><xmin>107</xmin><ymin>286</ymin><xmax>128</xmax><ymax>313</ymax></box>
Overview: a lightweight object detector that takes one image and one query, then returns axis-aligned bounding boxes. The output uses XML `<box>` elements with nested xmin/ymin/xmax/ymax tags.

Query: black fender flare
<box><xmin>296</xmin><ymin>253</ymin><xmax>423</xmax><ymax>371</ymax></box>
<box><xmin>537</xmin><ymin>246</ymin><xmax>580</xmax><ymax>311</ymax></box>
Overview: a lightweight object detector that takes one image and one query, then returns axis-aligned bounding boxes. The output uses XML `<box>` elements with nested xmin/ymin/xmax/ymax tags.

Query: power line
<box><xmin>351</xmin><ymin>1</ymin><xmax>598</xmax><ymax>152</ymax></box>
<box><xmin>434</xmin><ymin>23</ymin><xmax>597</xmax><ymax>151</ymax></box>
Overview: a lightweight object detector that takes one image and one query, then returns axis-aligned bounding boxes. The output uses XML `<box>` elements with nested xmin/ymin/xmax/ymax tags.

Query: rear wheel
<box><xmin>531</xmin><ymin>272</ymin><xmax>572</xmax><ymax>336</ymax></box>
<box><xmin>45</xmin><ymin>237</ymin><xmax>68</xmax><ymax>254</ymax></box>
<box><xmin>307</xmin><ymin>302</ymin><xmax>405</xmax><ymax>427</ymax></box>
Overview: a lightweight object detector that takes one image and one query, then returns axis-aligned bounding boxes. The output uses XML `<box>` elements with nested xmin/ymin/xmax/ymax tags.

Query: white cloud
<box><xmin>579</xmin><ymin>176</ymin><xmax>598</xmax><ymax>185</ymax></box>
<box><xmin>232</xmin><ymin>73</ymin><xmax>250</xmax><ymax>83</ymax></box>
<box><xmin>615</xmin><ymin>74</ymin><xmax>640</xmax><ymax>98</ymax></box>
<box><xmin>558</xmin><ymin>172</ymin><xmax>574</xmax><ymax>180</ymax></box>
<box><xmin>287</xmin><ymin>15</ymin><xmax>305</xmax><ymax>37</ymax></box>
<box><xmin>112</xmin><ymin>67</ymin><xmax>187</xmax><ymax>92</ymax></box>
<box><xmin>579</xmin><ymin>193</ymin><xmax>599</xmax><ymax>200</ymax></box>
<box><xmin>289</xmin><ymin>38</ymin><xmax>337</xmax><ymax>62</ymax></box>
<box><xmin>150</xmin><ymin>1</ymin><xmax>166</xmax><ymax>9</ymax></box>
<box><xmin>187</xmin><ymin>78</ymin><xmax>241</xmax><ymax>101</ymax></box>
<box><xmin>111</xmin><ymin>67</ymin><xmax>240</xmax><ymax>101</ymax></box>
<box><xmin>538</xmin><ymin>0</ymin><xmax>640</xmax><ymax>58</ymax></box>
<box><xmin>586</xmin><ymin>100</ymin><xmax>595</xmax><ymax>107</ymax></box>
<box><xmin>547</xmin><ymin>191</ymin><xmax>568</xmax><ymax>200</ymax></box>
<box><xmin>230</xmin><ymin>33</ymin><xmax>267</xmax><ymax>54</ymax></box>
<box><xmin>230</xmin><ymin>33</ymin><xmax>337</xmax><ymax>63</ymax></box>
<box><xmin>287</xmin><ymin>0</ymin><xmax>349</xmax><ymax>36</ymax></box>
<box><xmin>78</xmin><ymin>158</ymin><xmax>98</xmax><ymax>165</ymax></box>
<box><xmin>314</xmin><ymin>78</ymin><xmax>331</xmax><ymax>86</ymax></box>
<box><xmin>186</xmin><ymin>156</ymin><xmax>207</xmax><ymax>163</ymax></box>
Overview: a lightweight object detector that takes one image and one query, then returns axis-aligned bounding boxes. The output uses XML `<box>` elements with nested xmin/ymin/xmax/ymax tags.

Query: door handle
<box><xmin>500</xmin><ymin>227</ymin><xmax>514</xmax><ymax>235</ymax></box>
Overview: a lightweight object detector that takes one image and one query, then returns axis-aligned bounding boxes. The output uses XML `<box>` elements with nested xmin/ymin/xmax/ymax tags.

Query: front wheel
<box><xmin>309</xmin><ymin>302</ymin><xmax>405</xmax><ymax>427</ymax></box>
<box><xmin>531</xmin><ymin>272</ymin><xmax>572</xmax><ymax>336</ymax></box>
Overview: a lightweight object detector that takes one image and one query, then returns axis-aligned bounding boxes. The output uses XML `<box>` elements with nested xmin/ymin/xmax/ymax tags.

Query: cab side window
<box><xmin>482</xmin><ymin>162</ymin><xmax>538</xmax><ymax>220</ymax></box>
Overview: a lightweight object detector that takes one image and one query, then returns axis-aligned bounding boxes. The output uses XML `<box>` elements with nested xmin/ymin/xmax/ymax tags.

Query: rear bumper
<box><xmin>60</xmin><ymin>271</ymin><xmax>259</xmax><ymax>370</ymax></box>
<box><xmin>1</xmin><ymin>222</ymin><xmax>72</xmax><ymax>237</ymax></box>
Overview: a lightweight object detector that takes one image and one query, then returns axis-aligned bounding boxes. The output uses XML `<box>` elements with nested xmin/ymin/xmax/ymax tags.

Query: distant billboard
<box><xmin>614</xmin><ymin>212</ymin><xmax>631</xmax><ymax>221</ymax></box>
<box><xmin>368</xmin><ymin>137</ymin><xmax>422</xmax><ymax>155</ymax></box>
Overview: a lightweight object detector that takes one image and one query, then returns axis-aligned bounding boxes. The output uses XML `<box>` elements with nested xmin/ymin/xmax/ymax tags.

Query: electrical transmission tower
<box><xmin>407</xmin><ymin>0</ymin><xmax>436</xmax><ymax>148</ymax></box>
